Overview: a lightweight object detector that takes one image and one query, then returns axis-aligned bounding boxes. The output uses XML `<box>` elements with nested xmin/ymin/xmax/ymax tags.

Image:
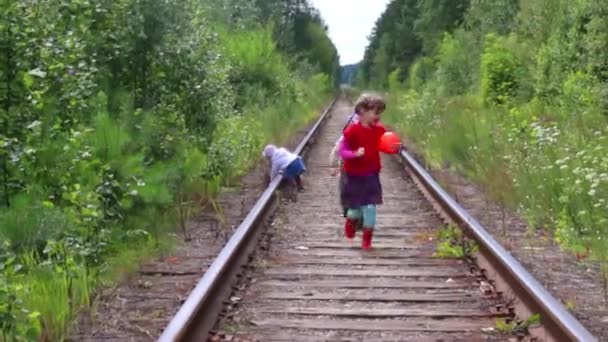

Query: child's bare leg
<box><xmin>294</xmin><ymin>175</ymin><xmax>304</xmax><ymax>192</ymax></box>
<box><xmin>361</xmin><ymin>205</ymin><xmax>377</xmax><ymax>250</ymax></box>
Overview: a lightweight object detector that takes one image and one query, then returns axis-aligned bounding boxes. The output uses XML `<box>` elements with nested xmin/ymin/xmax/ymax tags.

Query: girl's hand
<box><xmin>355</xmin><ymin>147</ymin><xmax>365</xmax><ymax>157</ymax></box>
<box><xmin>330</xmin><ymin>167</ymin><xmax>339</xmax><ymax>176</ymax></box>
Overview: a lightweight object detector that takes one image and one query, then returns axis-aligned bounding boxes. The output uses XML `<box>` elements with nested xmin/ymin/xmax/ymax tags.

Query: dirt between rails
<box><xmin>70</xmin><ymin>102</ymin><xmax>334</xmax><ymax>341</ymax></box>
<box><xmin>405</xmin><ymin>145</ymin><xmax>608</xmax><ymax>340</ymax></box>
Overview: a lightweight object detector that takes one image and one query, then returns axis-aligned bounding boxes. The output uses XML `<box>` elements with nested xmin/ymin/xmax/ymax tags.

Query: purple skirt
<box><xmin>341</xmin><ymin>173</ymin><xmax>383</xmax><ymax>208</ymax></box>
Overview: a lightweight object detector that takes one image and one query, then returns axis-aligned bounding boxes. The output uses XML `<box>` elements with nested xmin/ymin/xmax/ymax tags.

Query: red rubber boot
<box><xmin>344</xmin><ymin>219</ymin><xmax>357</xmax><ymax>239</ymax></box>
<box><xmin>362</xmin><ymin>229</ymin><xmax>373</xmax><ymax>250</ymax></box>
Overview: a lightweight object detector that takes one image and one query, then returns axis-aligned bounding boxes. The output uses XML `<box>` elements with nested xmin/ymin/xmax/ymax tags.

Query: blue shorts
<box><xmin>284</xmin><ymin>157</ymin><xmax>306</xmax><ymax>179</ymax></box>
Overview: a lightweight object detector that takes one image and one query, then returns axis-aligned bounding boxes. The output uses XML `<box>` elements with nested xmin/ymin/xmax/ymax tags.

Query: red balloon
<box><xmin>378</xmin><ymin>132</ymin><xmax>401</xmax><ymax>154</ymax></box>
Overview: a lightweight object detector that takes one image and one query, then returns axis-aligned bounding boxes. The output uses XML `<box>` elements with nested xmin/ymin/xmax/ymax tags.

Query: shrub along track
<box><xmin>70</xmin><ymin>114</ymin><xmax>320</xmax><ymax>341</ymax></box>
<box><xmin>71</xmin><ymin>165</ymin><xmax>268</xmax><ymax>341</ymax></box>
<box><xmin>209</xmin><ymin>100</ymin><xmax>515</xmax><ymax>341</ymax></box>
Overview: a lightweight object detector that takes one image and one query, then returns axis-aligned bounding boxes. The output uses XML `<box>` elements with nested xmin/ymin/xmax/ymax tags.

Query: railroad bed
<box><xmin>210</xmin><ymin>100</ymin><xmax>510</xmax><ymax>341</ymax></box>
<box><xmin>160</xmin><ymin>98</ymin><xmax>596</xmax><ymax>342</ymax></box>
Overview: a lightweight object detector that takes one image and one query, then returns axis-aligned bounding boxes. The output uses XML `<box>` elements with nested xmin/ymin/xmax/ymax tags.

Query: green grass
<box><xmin>433</xmin><ymin>225</ymin><xmax>478</xmax><ymax>259</ymax></box>
<box><xmin>22</xmin><ymin>268</ymin><xmax>90</xmax><ymax>341</ymax></box>
<box><xmin>382</xmin><ymin>80</ymin><xmax>608</xmax><ymax>301</ymax></box>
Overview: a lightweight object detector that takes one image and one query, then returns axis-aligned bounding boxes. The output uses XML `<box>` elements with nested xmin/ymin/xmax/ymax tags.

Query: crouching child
<box><xmin>263</xmin><ymin>144</ymin><xmax>306</xmax><ymax>192</ymax></box>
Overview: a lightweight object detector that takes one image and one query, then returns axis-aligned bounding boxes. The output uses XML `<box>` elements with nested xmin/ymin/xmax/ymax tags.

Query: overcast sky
<box><xmin>309</xmin><ymin>0</ymin><xmax>390</xmax><ymax>65</ymax></box>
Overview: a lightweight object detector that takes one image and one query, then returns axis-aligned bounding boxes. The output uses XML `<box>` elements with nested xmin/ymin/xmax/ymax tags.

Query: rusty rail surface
<box><xmin>159</xmin><ymin>95</ymin><xmax>595</xmax><ymax>342</ymax></box>
<box><xmin>398</xmin><ymin>150</ymin><xmax>596</xmax><ymax>342</ymax></box>
<box><xmin>158</xmin><ymin>97</ymin><xmax>339</xmax><ymax>342</ymax></box>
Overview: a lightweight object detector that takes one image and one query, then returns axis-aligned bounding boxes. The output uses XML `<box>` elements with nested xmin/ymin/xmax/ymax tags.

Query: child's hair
<box><xmin>354</xmin><ymin>93</ymin><xmax>386</xmax><ymax>115</ymax></box>
<box><xmin>263</xmin><ymin>144</ymin><xmax>276</xmax><ymax>158</ymax></box>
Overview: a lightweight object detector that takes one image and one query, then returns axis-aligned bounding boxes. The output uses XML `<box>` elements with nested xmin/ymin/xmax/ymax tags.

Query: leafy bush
<box><xmin>480</xmin><ymin>34</ymin><xmax>521</xmax><ymax>105</ymax></box>
<box><xmin>220</xmin><ymin>26</ymin><xmax>292</xmax><ymax>109</ymax></box>
<box><xmin>407</xmin><ymin>57</ymin><xmax>435</xmax><ymax>90</ymax></box>
<box><xmin>435</xmin><ymin>30</ymin><xmax>478</xmax><ymax>96</ymax></box>
<box><xmin>0</xmin><ymin>196</ymin><xmax>69</xmax><ymax>253</ymax></box>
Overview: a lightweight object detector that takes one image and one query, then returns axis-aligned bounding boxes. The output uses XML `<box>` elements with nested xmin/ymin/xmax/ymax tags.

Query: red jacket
<box><xmin>343</xmin><ymin>122</ymin><xmax>386</xmax><ymax>176</ymax></box>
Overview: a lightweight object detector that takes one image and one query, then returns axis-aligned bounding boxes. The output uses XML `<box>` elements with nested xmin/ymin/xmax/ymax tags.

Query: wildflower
<box><xmin>27</xmin><ymin>120</ymin><xmax>41</xmax><ymax>130</ymax></box>
<box><xmin>28</xmin><ymin>68</ymin><xmax>47</xmax><ymax>78</ymax></box>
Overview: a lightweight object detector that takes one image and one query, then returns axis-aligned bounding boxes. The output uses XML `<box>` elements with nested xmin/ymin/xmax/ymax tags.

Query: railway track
<box><xmin>159</xmin><ymin>97</ymin><xmax>596</xmax><ymax>342</ymax></box>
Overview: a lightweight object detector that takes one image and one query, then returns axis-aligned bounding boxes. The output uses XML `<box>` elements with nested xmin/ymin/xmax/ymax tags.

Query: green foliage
<box><xmin>0</xmin><ymin>0</ymin><xmax>337</xmax><ymax>339</ymax></box>
<box><xmin>364</xmin><ymin>0</ymin><xmax>608</xmax><ymax>300</ymax></box>
<box><xmin>407</xmin><ymin>57</ymin><xmax>435</xmax><ymax>90</ymax></box>
<box><xmin>495</xmin><ymin>313</ymin><xmax>541</xmax><ymax>334</ymax></box>
<box><xmin>0</xmin><ymin>195</ymin><xmax>69</xmax><ymax>253</ymax></box>
<box><xmin>387</xmin><ymin>69</ymin><xmax>404</xmax><ymax>93</ymax></box>
<box><xmin>303</xmin><ymin>22</ymin><xmax>340</xmax><ymax>86</ymax></box>
<box><xmin>414</xmin><ymin>0</ymin><xmax>469</xmax><ymax>54</ymax></box>
<box><xmin>465</xmin><ymin>0</ymin><xmax>519</xmax><ymax>37</ymax></box>
<box><xmin>0</xmin><ymin>246</ymin><xmax>43</xmax><ymax>341</ymax></box>
<box><xmin>230</xmin><ymin>0</ymin><xmax>341</xmax><ymax>86</ymax></box>
<box><xmin>433</xmin><ymin>225</ymin><xmax>478</xmax><ymax>259</ymax></box>
<box><xmin>480</xmin><ymin>34</ymin><xmax>521</xmax><ymax>105</ymax></box>
<box><xmin>435</xmin><ymin>30</ymin><xmax>477</xmax><ymax>96</ymax></box>
<box><xmin>220</xmin><ymin>26</ymin><xmax>293</xmax><ymax>109</ymax></box>
<box><xmin>359</xmin><ymin>0</ymin><xmax>422</xmax><ymax>87</ymax></box>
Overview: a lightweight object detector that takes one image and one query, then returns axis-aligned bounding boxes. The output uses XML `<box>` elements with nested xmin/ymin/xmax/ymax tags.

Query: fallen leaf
<box><xmin>166</xmin><ymin>256</ymin><xmax>180</xmax><ymax>264</ymax></box>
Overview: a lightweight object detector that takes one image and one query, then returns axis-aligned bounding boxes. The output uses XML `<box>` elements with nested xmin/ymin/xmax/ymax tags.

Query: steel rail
<box><xmin>398</xmin><ymin>150</ymin><xmax>596</xmax><ymax>342</ymax></box>
<box><xmin>158</xmin><ymin>97</ymin><xmax>338</xmax><ymax>342</ymax></box>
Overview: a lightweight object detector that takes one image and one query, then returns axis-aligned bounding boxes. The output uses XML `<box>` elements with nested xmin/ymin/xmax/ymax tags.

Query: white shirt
<box><xmin>268</xmin><ymin>147</ymin><xmax>298</xmax><ymax>179</ymax></box>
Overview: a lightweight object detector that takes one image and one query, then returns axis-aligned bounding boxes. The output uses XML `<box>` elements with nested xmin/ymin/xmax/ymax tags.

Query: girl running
<box><xmin>340</xmin><ymin>94</ymin><xmax>389</xmax><ymax>250</ymax></box>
